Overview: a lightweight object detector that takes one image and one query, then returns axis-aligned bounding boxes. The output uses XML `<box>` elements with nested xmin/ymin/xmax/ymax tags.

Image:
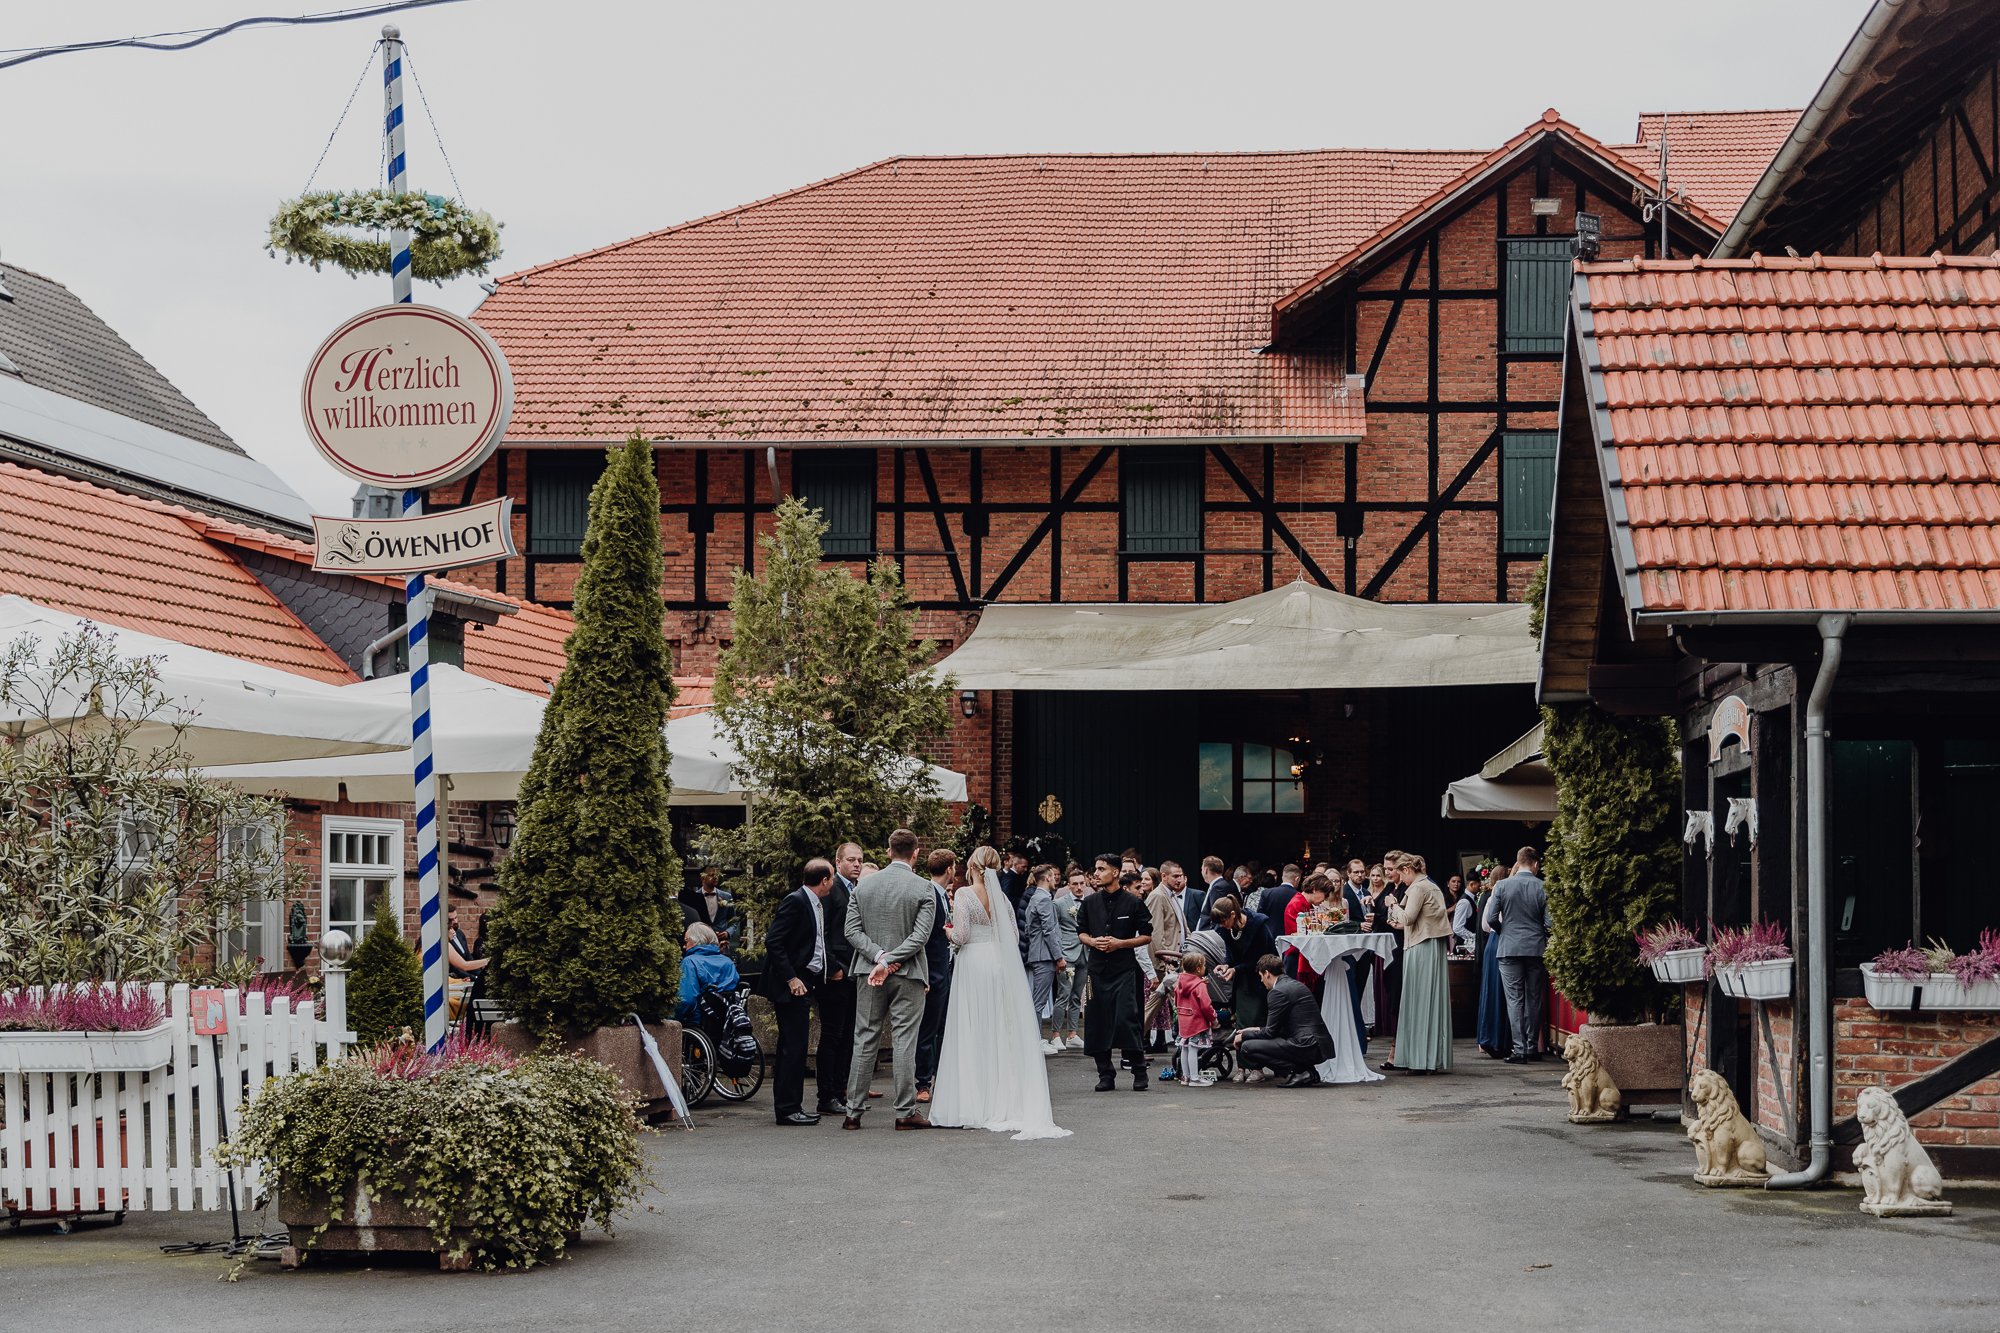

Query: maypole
<box><xmin>382</xmin><ymin>23</ymin><xmax>447</xmax><ymax>1051</ymax></box>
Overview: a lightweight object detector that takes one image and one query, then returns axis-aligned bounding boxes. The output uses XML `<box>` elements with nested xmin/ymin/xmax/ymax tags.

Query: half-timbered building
<box><xmin>450</xmin><ymin>108</ymin><xmax>1790</xmax><ymax>865</ymax></box>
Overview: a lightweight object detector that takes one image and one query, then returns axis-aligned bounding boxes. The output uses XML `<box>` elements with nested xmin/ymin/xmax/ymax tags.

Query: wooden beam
<box><xmin>981</xmin><ymin>446</ymin><xmax>1114</xmax><ymax>602</ymax></box>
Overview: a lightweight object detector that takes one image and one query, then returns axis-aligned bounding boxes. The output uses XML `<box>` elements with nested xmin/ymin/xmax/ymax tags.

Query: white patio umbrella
<box><xmin>207</xmin><ymin>664</ymin><xmax>970</xmax><ymax>805</ymax></box>
<box><xmin>0</xmin><ymin>595</ymin><xmax>408</xmax><ymax>765</ymax></box>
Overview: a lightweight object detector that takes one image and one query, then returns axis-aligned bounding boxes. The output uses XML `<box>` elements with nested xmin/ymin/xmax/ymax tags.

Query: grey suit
<box><xmin>1023</xmin><ymin>886</ymin><xmax>1061</xmax><ymax>1023</ymax></box>
<box><xmin>843</xmin><ymin>860</ymin><xmax>938</xmax><ymax>1117</ymax></box>
<box><xmin>1490</xmin><ymin>870</ymin><xmax>1549</xmax><ymax>1058</ymax></box>
<box><xmin>1052</xmin><ymin>889</ymin><xmax>1085</xmax><ymax>1033</ymax></box>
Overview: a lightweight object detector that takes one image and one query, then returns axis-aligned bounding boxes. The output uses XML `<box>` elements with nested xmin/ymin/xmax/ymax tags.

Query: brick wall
<box><xmin>1833</xmin><ymin>999</ymin><xmax>2000</xmax><ymax>1150</ymax></box>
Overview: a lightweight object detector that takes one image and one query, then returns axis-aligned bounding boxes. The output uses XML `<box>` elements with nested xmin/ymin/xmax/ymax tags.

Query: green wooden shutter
<box><xmin>526</xmin><ymin>452</ymin><xmax>606</xmax><ymax>554</ymax></box>
<box><xmin>1504</xmin><ymin>239</ymin><xmax>1573</xmax><ymax>354</ymax></box>
<box><xmin>794</xmin><ymin>450</ymin><xmax>877</xmax><ymax>556</ymax></box>
<box><xmin>1501</xmin><ymin>432</ymin><xmax>1558</xmax><ymax>554</ymax></box>
<box><xmin>1121</xmin><ymin>447</ymin><xmax>1202</xmax><ymax>553</ymax></box>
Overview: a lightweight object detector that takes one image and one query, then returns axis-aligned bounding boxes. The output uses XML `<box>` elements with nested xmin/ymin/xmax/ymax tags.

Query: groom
<box><xmin>842</xmin><ymin>828</ymin><xmax>939</xmax><ymax>1130</ymax></box>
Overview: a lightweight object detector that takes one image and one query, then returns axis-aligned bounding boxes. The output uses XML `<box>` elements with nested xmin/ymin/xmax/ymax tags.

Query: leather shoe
<box><xmin>893</xmin><ymin>1114</ymin><xmax>930</xmax><ymax>1131</ymax></box>
<box><xmin>1505</xmin><ymin>1054</ymin><xmax>1528</xmax><ymax>1064</ymax></box>
<box><xmin>1282</xmin><ymin>1070</ymin><xmax>1321</xmax><ymax>1088</ymax></box>
<box><xmin>777</xmin><ymin>1111</ymin><xmax>821</xmax><ymax>1126</ymax></box>
<box><xmin>816</xmin><ymin>1102</ymin><xmax>848</xmax><ymax>1117</ymax></box>
<box><xmin>1094</xmin><ymin>1074</ymin><xmax>1117</xmax><ymax>1092</ymax></box>
<box><xmin>842</xmin><ymin>1112</ymin><xmax>864</xmax><ymax>1130</ymax></box>
<box><xmin>1131</xmin><ymin>1076</ymin><xmax>1148</xmax><ymax>1092</ymax></box>
<box><xmin>915</xmin><ymin>1087</ymin><xmax>933</xmax><ymax>1103</ymax></box>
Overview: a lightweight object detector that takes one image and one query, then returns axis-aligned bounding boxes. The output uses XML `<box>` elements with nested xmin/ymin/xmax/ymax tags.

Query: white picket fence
<box><xmin>0</xmin><ymin>983</ymin><xmax>332</xmax><ymax>1215</ymax></box>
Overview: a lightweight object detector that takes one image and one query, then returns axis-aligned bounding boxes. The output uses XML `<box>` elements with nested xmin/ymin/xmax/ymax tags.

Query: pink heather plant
<box><xmin>1948</xmin><ymin>928</ymin><xmax>2000</xmax><ymax>987</ymax></box>
<box><xmin>1869</xmin><ymin>945</ymin><xmax>1931</xmax><ymax>981</ymax></box>
<box><xmin>1636</xmin><ymin>919</ymin><xmax>1701</xmax><ymax>964</ymax></box>
<box><xmin>243</xmin><ymin>973</ymin><xmax>315</xmax><ymax>1006</ymax></box>
<box><xmin>362</xmin><ymin>1032</ymin><xmax>521</xmax><ymax>1080</ymax></box>
<box><xmin>1710</xmin><ymin>921</ymin><xmax>1790</xmax><ymax>968</ymax></box>
<box><xmin>0</xmin><ymin>985</ymin><xmax>166</xmax><ymax>1033</ymax></box>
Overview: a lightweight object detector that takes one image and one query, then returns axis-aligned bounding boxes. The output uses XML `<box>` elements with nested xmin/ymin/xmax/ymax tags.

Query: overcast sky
<box><xmin>3</xmin><ymin>0</ymin><xmax>1855</xmax><ymax>515</ymax></box>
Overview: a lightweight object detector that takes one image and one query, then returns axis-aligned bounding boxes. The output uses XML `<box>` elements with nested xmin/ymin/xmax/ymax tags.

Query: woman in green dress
<box><xmin>1383</xmin><ymin>852</ymin><xmax>1453</xmax><ymax>1073</ymax></box>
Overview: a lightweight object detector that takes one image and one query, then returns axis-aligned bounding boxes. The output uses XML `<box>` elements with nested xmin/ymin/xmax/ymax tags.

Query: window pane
<box><xmin>1275</xmin><ymin>781</ymin><xmax>1306</xmax><ymax>814</ymax></box>
<box><xmin>1274</xmin><ymin>747</ymin><xmax>1296</xmax><ymax>778</ymax></box>
<box><xmin>1198</xmin><ymin>742</ymin><xmax>1234</xmax><ymax>811</ymax></box>
<box><xmin>329</xmin><ymin>876</ymin><xmax>359</xmax><ymax>928</ymax></box>
<box><xmin>793</xmin><ymin>450</ymin><xmax>877</xmax><ymax>556</ymax></box>
<box><xmin>1243</xmin><ymin>781</ymin><xmax>1274</xmax><ymax>814</ymax></box>
<box><xmin>1244</xmin><ymin>743</ymin><xmax>1273</xmax><ymax>780</ymax></box>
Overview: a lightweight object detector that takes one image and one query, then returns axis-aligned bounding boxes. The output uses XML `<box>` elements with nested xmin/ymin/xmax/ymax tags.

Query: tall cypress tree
<box><xmin>487</xmin><ymin>437</ymin><xmax>682</xmax><ymax>1038</ymax></box>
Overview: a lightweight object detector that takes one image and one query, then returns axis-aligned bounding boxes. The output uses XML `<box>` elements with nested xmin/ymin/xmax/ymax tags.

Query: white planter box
<box><xmin>0</xmin><ymin>1020</ymin><xmax>175</xmax><ymax>1073</ymax></box>
<box><xmin>1715</xmin><ymin>959</ymin><xmax>1792</xmax><ymax>1001</ymax></box>
<box><xmin>1650</xmin><ymin>947</ymin><xmax>1707</xmax><ymax>985</ymax></box>
<box><xmin>1922</xmin><ymin>973</ymin><xmax>2000</xmax><ymax>1011</ymax></box>
<box><xmin>1859</xmin><ymin>963</ymin><xmax>1919</xmax><ymax>1011</ymax></box>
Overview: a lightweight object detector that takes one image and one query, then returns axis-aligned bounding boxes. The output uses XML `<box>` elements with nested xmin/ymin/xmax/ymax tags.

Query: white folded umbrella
<box><xmin>206</xmin><ymin>664</ymin><xmax>969</xmax><ymax>806</ymax></box>
<box><xmin>0</xmin><ymin>595</ymin><xmax>408</xmax><ymax>765</ymax></box>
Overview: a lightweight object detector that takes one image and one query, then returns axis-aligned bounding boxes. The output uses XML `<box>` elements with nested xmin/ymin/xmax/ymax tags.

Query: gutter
<box><xmin>1638</xmin><ymin>608</ymin><xmax>2000</xmax><ymax>627</ymax></box>
<box><xmin>1714</xmin><ymin>0</ymin><xmax>1909</xmax><ymax>257</ymax></box>
<box><xmin>1767</xmin><ymin>613</ymin><xmax>1850</xmax><ymax>1191</ymax></box>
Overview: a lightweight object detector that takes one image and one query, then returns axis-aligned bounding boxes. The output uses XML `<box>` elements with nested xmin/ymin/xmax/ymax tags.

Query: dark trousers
<box><xmin>771</xmin><ymin>991</ymin><xmax>815</xmax><ymax>1119</ymax></box>
<box><xmin>1346</xmin><ymin>957</ymin><xmax>1370</xmax><ymax>1054</ymax></box>
<box><xmin>812</xmin><ymin>974</ymin><xmax>855</xmax><ymax>1110</ymax></box>
<box><xmin>1498</xmin><ymin>956</ymin><xmax>1548</xmax><ymax>1057</ymax></box>
<box><xmin>1238</xmin><ymin>1037</ymin><xmax>1318</xmax><ymax>1076</ymax></box>
<box><xmin>915</xmin><ymin>968</ymin><xmax>952</xmax><ymax>1089</ymax></box>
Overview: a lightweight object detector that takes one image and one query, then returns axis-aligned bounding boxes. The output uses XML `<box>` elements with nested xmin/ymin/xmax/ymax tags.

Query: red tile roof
<box><xmin>455</xmin><ymin>586</ymin><xmax>572</xmax><ymax>696</ymax></box>
<box><xmin>0</xmin><ymin>461</ymin><xmax>356</xmax><ymax>681</ymax></box>
<box><xmin>478</xmin><ymin>113</ymin><xmax>1787</xmax><ymax>446</ymax></box>
<box><xmin>1621</xmin><ymin>111</ymin><xmax>1799</xmax><ymax>231</ymax></box>
<box><xmin>669</xmin><ymin>677</ymin><xmax>711</xmax><ymax>719</ymax></box>
<box><xmin>1574</xmin><ymin>254</ymin><xmax>2000</xmax><ymax>616</ymax></box>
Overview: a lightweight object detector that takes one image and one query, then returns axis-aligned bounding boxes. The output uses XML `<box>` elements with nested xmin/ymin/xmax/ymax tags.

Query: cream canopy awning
<box><xmin>933</xmin><ymin>582</ymin><xmax>1537</xmax><ymax>692</ymax></box>
<box><xmin>1441</xmin><ymin>722</ymin><xmax>1557</xmax><ymax>822</ymax></box>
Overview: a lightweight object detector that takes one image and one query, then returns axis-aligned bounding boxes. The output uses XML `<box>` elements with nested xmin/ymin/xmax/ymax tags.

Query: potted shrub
<box><xmin>222</xmin><ymin>1035</ymin><xmax>646</xmax><ymax>1272</ymax></box>
<box><xmin>0</xmin><ymin>985</ymin><xmax>171</xmax><ymax>1073</ymax></box>
<box><xmin>485</xmin><ymin>438</ymin><xmax>686</xmax><ymax>1105</ymax></box>
<box><xmin>1859</xmin><ymin>945</ymin><xmax>1929</xmax><ymax>1011</ymax></box>
<box><xmin>1712</xmin><ymin>921</ymin><xmax>1792</xmax><ymax>1001</ymax></box>
<box><xmin>1637</xmin><ymin>919</ymin><xmax>1706</xmax><ymax>985</ymax></box>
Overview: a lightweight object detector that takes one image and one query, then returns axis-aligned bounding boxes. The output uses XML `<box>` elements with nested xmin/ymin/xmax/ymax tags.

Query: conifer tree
<box><xmin>487</xmin><ymin>437</ymin><xmax>682</xmax><ymax>1038</ymax></box>
<box><xmin>702</xmin><ymin>496</ymin><xmax>953</xmax><ymax>930</ymax></box>
<box><xmin>346</xmin><ymin>892</ymin><xmax>423</xmax><ymax>1043</ymax></box>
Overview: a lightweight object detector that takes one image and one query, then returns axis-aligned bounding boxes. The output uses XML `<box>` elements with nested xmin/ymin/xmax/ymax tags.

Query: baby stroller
<box><xmin>1171</xmin><ymin>929</ymin><xmax>1236</xmax><ymax>1083</ymax></box>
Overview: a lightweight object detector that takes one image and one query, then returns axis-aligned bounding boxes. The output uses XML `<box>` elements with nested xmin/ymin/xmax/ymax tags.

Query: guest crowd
<box><xmin>672</xmin><ymin>837</ymin><xmax>1553</xmax><ymax>1124</ymax></box>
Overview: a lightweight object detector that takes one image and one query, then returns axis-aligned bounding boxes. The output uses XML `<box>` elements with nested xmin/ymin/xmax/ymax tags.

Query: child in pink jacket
<box><xmin>1174</xmin><ymin>953</ymin><xmax>1219</xmax><ymax>1087</ymax></box>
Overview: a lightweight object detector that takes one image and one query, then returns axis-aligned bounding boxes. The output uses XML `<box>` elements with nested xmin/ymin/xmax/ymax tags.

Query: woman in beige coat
<box><xmin>1383</xmin><ymin>853</ymin><xmax>1453</xmax><ymax>1072</ymax></box>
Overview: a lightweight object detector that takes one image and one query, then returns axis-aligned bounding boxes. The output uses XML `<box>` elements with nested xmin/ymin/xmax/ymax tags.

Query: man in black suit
<box><xmin>678</xmin><ymin>867</ymin><xmax>737</xmax><ymax>947</ymax></box>
<box><xmin>1195</xmin><ymin>854</ymin><xmax>1232</xmax><ymax>931</ymax></box>
<box><xmin>815</xmin><ymin>843</ymin><xmax>863</xmax><ymax>1112</ymax></box>
<box><xmin>913</xmin><ymin>848</ymin><xmax>959</xmax><ymax>1102</ymax></box>
<box><xmin>1233</xmin><ymin>955</ymin><xmax>1337</xmax><ymax>1087</ymax></box>
<box><xmin>1265</xmin><ymin>863</ymin><xmax>1304</xmax><ymax>938</ymax></box>
<box><xmin>999</xmin><ymin>844</ymin><xmax>1032</xmax><ymax>966</ymax></box>
<box><xmin>763</xmin><ymin>858</ymin><xmax>844</xmax><ymax>1125</ymax></box>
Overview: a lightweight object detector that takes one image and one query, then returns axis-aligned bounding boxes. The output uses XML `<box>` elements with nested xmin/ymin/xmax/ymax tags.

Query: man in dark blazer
<box><xmin>999</xmin><ymin>845</ymin><xmax>1032</xmax><ymax>965</ymax></box>
<box><xmin>1195</xmin><ymin>854</ymin><xmax>1232</xmax><ymax>931</ymax></box>
<box><xmin>679</xmin><ymin>867</ymin><xmax>737</xmax><ymax>946</ymax></box>
<box><xmin>813</xmin><ymin>843</ymin><xmax>864</xmax><ymax>1112</ymax></box>
<box><xmin>1234</xmin><ymin>955</ymin><xmax>1337</xmax><ymax>1087</ymax></box>
<box><xmin>913</xmin><ymin>848</ymin><xmax>959</xmax><ymax>1102</ymax></box>
<box><xmin>762</xmin><ymin>858</ymin><xmax>844</xmax><ymax>1124</ymax></box>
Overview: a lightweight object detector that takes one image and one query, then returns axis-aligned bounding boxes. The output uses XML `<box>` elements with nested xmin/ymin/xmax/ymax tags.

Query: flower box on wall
<box><xmin>1860</xmin><ymin>966</ymin><xmax>2000</xmax><ymax>1012</ymax></box>
<box><xmin>1716</xmin><ymin>960</ymin><xmax>1792</xmax><ymax>1002</ymax></box>
<box><xmin>1650</xmin><ymin>948</ymin><xmax>1707</xmax><ymax>985</ymax></box>
<box><xmin>1859</xmin><ymin>963</ymin><xmax>1918</xmax><ymax>1011</ymax></box>
<box><xmin>0</xmin><ymin>1020</ymin><xmax>175</xmax><ymax>1074</ymax></box>
<box><xmin>1922</xmin><ymin>975</ymin><xmax>2000</xmax><ymax>1011</ymax></box>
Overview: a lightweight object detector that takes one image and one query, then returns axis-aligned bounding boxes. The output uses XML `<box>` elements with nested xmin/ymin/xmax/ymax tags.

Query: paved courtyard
<box><xmin>6</xmin><ymin>1043</ymin><xmax>1997</xmax><ymax>1332</ymax></box>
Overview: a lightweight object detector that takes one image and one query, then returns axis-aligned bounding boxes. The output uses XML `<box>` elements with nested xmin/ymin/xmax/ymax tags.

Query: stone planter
<box><xmin>0</xmin><ymin>1021</ymin><xmax>174</xmax><ymax>1075</ymax></box>
<box><xmin>1859</xmin><ymin>964</ymin><xmax>1920</xmax><ymax>1011</ymax></box>
<box><xmin>490</xmin><ymin>1019</ymin><xmax>682</xmax><ymax>1116</ymax></box>
<box><xmin>1578</xmin><ymin>1021</ymin><xmax>1684</xmax><ymax>1104</ymax></box>
<box><xmin>279</xmin><ymin>1179</ymin><xmax>475</xmax><ymax>1271</ymax></box>
<box><xmin>1649</xmin><ymin>947</ymin><xmax>1706</xmax><ymax>985</ymax></box>
<box><xmin>1714</xmin><ymin>959</ymin><xmax>1791</xmax><ymax>1001</ymax></box>
<box><xmin>1919</xmin><ymin>974</ymin><xmax>2000</xmax><ymax>1011</ymax></box>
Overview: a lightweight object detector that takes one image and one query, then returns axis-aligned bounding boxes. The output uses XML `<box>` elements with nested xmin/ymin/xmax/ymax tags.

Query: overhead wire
<box><xmin>0</xmin><ymin>0</ymin><xmax>469</xmax><ymax>73</ymax></box>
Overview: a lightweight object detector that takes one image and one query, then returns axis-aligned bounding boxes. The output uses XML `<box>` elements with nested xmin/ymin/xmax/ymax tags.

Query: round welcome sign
<box><xmin>301</xmin><ymin>304</ymin><xmax>513</xmax><ymax>489</ymax></box>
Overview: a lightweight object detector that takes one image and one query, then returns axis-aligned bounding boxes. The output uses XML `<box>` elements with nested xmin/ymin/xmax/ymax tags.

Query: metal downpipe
<box><xmin>1767</xmin><ymin>613</ymin><xmax>1850</xmax><ymax>1190</ymax></box>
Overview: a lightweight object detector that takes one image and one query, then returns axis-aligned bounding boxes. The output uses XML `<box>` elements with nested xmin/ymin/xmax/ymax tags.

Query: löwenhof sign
<box><xmin>302</xmin><ymin>304</ymin><xmax>513</xmax><ymax>490</ymax></box>
<box><xmin>312</xmin><ymin>497</ymin><xmax>518</xmax><ymax>575</ymax></box>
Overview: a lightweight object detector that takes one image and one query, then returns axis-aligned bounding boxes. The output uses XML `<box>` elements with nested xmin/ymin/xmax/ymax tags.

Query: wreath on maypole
<box><xmin>267</xmin><ymin>189</ymin><xmax>502</xmax><ymax>282</ymax></box>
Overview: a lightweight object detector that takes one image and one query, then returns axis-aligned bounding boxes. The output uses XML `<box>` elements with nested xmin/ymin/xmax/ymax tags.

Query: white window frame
<box><xmin>323</xmin><ymin>816</ymin><xmax>404</xmax><ymax>945</ymax></box>
<box><xmin>219</xmin><ymin>817</ymin><xmax>286</xmax><ymax>972</ymax></box>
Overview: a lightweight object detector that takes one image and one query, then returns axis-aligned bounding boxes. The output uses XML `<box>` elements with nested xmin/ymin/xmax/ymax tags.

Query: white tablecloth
<box><xmin>1278</xmin><ymin>932</ymin><xmax>1398</xmax><ymax>1084</ymax></box>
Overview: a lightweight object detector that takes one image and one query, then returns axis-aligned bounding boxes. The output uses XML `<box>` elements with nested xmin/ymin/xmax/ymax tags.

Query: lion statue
<box><xmin>1561</xmin><ymin>1034</ymin><xmax>1623</xmax><ymax>1122</ymax></box>
<box><xmin>1853</xmin><ymin>1086</ymin><xmax>1950</xmax><ymax>1216</ymax></box>
<box><xmin>1688</xmin><ymin>1069</ymin><xmax>1768</xmax><ymax>1184</ymax></box>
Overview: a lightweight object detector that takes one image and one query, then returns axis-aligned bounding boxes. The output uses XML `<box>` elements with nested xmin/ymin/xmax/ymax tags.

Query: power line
<box><xmin>0</xmin><ymin>0</ymin><xmax>470</xmax><ymax>72</ymax></box>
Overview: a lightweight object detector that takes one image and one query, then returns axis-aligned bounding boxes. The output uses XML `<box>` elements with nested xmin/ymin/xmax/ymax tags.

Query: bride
<box><xmin>928</xmin><ymin>845</ymin><xmax>1070</xmax><ymax>1140</ymax></box>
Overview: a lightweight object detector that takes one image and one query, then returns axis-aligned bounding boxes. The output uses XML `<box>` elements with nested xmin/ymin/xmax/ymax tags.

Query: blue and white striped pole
<box><xmin>383</xmin><ymin>24</ymin><xmax>447</xmax><ymax>1051</ymax></box>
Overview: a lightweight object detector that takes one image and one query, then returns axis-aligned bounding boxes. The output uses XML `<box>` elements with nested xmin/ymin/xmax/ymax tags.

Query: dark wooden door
<box><xmin>1012</xmin><ymin>691</ymin><xmax>1197</xmax><ymax>865</ymax></box>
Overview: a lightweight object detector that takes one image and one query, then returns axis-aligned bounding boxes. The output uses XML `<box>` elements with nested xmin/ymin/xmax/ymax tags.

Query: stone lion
<box><xmin>1853</xmin><ymin>1086</ymin><xmax>1949</xmax><ymax>1215</ymax></box>
<box><xmin>1688</xmin><ymin>1069</ymin><xmax>1767</xmax><ymax>1184</ymax></box>
<box><xmin>1561</xmin><ymin>1033</ymin><xmax>1622</xmax><ymax>1122</ymax></box>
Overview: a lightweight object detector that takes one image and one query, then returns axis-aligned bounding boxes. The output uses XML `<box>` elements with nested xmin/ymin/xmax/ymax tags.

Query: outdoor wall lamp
<box><xmin>960</xmin><ymin>690</ymin><xmax>978</xmax><ymax>718</ymax></box>
<box><xmin>489</xmin><ymin>804</ymin><xmax>517</xmax><ymax>850</ymax></box>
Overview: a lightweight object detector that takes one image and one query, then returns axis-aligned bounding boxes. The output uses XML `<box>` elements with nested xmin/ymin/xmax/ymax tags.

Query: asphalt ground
<box><xmin>5</xmin><ymin>1041</ymin><xmax>1998</xmax><ymax>1332</ymax></box>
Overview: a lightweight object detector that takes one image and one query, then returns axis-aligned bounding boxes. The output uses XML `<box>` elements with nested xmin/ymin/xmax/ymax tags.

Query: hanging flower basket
<box><xmin>267</xmin><ymin>190</ymin><xmax>503</xmax><ymax>282</ymax></box>
<box><xmin>0</xmin><ymin>1022</ymin><xmax>175</xmax><ymax>1074</ymax></box>
<box><xmin>1920</xmin><ymin>975</ymin><xmax>2000</xmax><ymax>1011</ymax></box>
<box><xmin>1650</xmin><ymin>947</ymin><xmax>1707</xmax><ymax>985</ymax></box>
<box><xmin>1717</xmin><ymin>959</ymin><xmax>1792</xmax><ymax>1002</ymax></box>
<box><xmin>1859</xmin><ymin>962</ymin><xmax>1919</xmax><ymax>1012</ymax></box>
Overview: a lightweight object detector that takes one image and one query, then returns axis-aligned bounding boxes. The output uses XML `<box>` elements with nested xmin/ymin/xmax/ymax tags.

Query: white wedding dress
<box><xmin>927</xmin><ymin>871</ymin><xmax>1070</xmax><ymax>1141</ymax></box>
